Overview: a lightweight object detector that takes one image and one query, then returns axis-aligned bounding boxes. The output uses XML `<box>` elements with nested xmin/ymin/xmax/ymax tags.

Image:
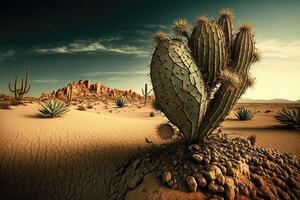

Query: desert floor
<box><xmin>0</xmin><ymin>101</ymin><xmax>299</xmax><ymax>199</ymax></box>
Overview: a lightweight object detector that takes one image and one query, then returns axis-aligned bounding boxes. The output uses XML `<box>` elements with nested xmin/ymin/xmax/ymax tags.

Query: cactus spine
<box><xmin>141</xmin><ymin>83</ymin><xmax>152</xmax><ymax>105</ymax></box>
<box><xmin>150</xmin><ymin>9</ymin><xmax>259</xmax><ymax>143</ymax></box>
<box><xmin>8</xmin><ymin>66</ymin><xmax>31</xmax><ymax>103</ymax></box>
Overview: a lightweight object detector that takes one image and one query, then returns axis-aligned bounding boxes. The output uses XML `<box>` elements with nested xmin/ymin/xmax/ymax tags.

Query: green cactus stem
<box><xmin>218</xmin><ymin>8</ymin><xmax>234</xmax><ymax>47</ymax></box>
<box><xmin>141</xmin><ymin>83</ymin><xmax>153</xmax><ymax>105</ymax></box>
<box><xmin>8</xmin><ymin>66</ymin><xmax>31</xmax><ymax>103</ymax></box>
<box><xmin>189</xmin><ymin>16</ymin><xmax>227</xmax><ymax>88</ymax></box>
<box><xmin>150</xmin><ymin>38</ymin><xmax>208</xmax><ymax>142</ymax></box>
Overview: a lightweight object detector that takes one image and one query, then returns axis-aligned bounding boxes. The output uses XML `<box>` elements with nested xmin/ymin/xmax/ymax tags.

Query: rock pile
<box><xmin>39</xmin><ymin>80</ymin><xmax>152</xmax><ymax>102</ymax></box>
<box><xmin>108</xmin><ymin>133</ymin><xmax>300</xmax><ymax>200</ymax></box>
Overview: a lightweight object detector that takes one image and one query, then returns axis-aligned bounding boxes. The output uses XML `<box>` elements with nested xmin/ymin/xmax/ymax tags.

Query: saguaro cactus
<box><xmin>150</xmin><ymin>9</ymin><xmax>259</xmax><ymax>143</ymax></box>
<box><xmin>8</xmin><ymin>66</ymin><xmax>31</xmax><ymax>103</ymax></box>
<box><xmin>141</xmin><ymin>83</ymin><xmax>153</xmax><ymax>105</ymax></box>
<box><xmin>66</xmin><ymin>84</ymin><xmax>73</xmax><ymax>103</ymax></box>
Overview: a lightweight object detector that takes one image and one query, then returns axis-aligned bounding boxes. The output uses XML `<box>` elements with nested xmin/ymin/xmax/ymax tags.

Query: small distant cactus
<box><xmin>150</xmin><ymin>8</ymin><xmax>259</xmax><ymax>143</ymax></box>
<box><xmin>275</xmin><ymin>108</ymin><xmax>300</xmax><ymax>128</ymax></box>
<box><xmin>8</xmin><ymin>66</ymin><xmax>31</xmax><ymax>103</ymax></box>
<box><xmin>142</xmin><ymin>83</ymin><xmax>153</xmax><ymax>105</ymax></box>
<box><xmin>115</xmin><ymin>98</ymin><xmax>126</xmax><ymax>107</ymax></box>
<box><xmin>235</xmin><ymin>108</ymin><xmax>254</xmax><ymax>120</ymax></box>
<box><xmin>39</xmin><ymin>99</ymin><xmax>69</xmax><ymax>118</ymax></box>
<box><xmin>66</xmin><ymin>85</ymin><xmax>73</xmax><ymax>103</ymax></box>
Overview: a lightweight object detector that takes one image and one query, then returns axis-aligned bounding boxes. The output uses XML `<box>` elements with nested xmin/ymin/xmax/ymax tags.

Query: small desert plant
<box><xmin>87</xmin><ymin>104</ymin><xmax>93</xmax><ymax>109</ymax></box>
<box><xmin>152</xmin><ymin>99</ymin><xmax>161</xmax><ymax>111</ymax></box>
<box><xmin>77</xmin><ymin>105</ymin><xmax>86</xmax><ymax>111</ymax></box>
<box><xmin>247</xmin><ymin>135</ymin><xmax>257</xmax><ymax>145</ymax></box>
<box><xmin>115</xmin><ymin>98</ymin><xmax>126</xmax><ymax>107</ymax></box>
<box><xmin>275</xmin><ymin>108</ymin><xmax>300</xmax><ymax>128</ymax></box>
<box><xmin>235</xmin><ymin>108</ymin><xmax>254</xmax><ymax>120</ymax></box>
<box><xmin>156</xmin><ymin>123</ymin><xmax>176</xmax><ymax>140</ymax></box>
<box><xmin>141</xmin><ymin>83</ymin><xmax>153</xmax><ymax>105</ymax></box>
<box><xmin>0</xmin><ymin>101</ymin><xmax>12</xmax><ymax>110</ymax></box>
<box><xmin>149</xmin><ymin>111</ymin><xmax>155</xmax><ymax>117</ymax></box>
<box><xmin>39</xmin><ymin>99</ymin><xmax>69</xmax><ymax>118</ymax></box>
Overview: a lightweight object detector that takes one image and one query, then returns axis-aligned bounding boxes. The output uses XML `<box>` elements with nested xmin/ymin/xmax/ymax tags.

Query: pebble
<box><xmin>186</xmin><ymin>176</ymin><xmax>197</xmax><ymax>192</ymax></box>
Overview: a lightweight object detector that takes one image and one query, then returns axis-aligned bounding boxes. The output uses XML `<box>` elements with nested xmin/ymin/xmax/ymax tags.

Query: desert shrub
<box><xmin>149</xmin><ymin>111</ymin><xmax>155</xmax><ymax>117</ymax></box>
<box><xmin>235</xmin><ymin>108</ymin><xmax>254</xmax><ymax>120</ymax></box>
<box><xmin>0</xmin><ymin>101</ymin><xmax>12</xmax><ymax>109</ymax></box>
<box><xmin>77</xmin><ymin>105</ymin><xmax>86</xmax><ymax>111</ymax></box>
<box><xmin>87</xmin><ymin>104</ymin><xmax>93</xmax><ymax>109</ymax></box>
<box><xmin>156</xmin><ymin>123</ymin><xmax>176</xmax><ymax>140</ymax></box>
<box><xmin>39</xmin><ymin>99</ymin><xmax>69</xmax><ymax>118</ymax></box>
<box><xmin>152</xmin><ymin>99</ymin><xmax>161</xmax><ymax>111</ymax></box>
<box><xmin>247</xmin><ymin>135</ymin><xmax>257</xmax><ymax>145</ymax></box>
<box><xmin>115</xmin><ymin>98</ymin><xmax>126</xmax><ymax>107</ymax></box>
<box><xmin>275</xmin><ymin>108</ymin><xmax>300</xmax><ymax>128</ymax></box>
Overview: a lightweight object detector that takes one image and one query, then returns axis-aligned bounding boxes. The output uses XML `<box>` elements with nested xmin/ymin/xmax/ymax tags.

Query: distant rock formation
<box><xmin>39</xmin><ymin>80</ymin><xmax>152</xmax><ymax>102</ymax></box>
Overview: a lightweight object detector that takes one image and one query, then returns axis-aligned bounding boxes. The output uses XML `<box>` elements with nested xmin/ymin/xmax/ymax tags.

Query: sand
<box><xmin>0</xmin><ymin>101</ymin><xmax>299</xmax><ymax>199</ymax></box>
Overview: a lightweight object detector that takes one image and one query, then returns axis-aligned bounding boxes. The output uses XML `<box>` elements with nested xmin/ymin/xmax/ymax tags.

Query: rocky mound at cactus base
<box><xmin>39</xmin><ymin>80</ymin><xmax>152</xmax><ymax>101</ymax></box>
<box><xmin>108</xmin><ymin>133</ymin><xmax>300</xmax><ymax>200</ymax></box>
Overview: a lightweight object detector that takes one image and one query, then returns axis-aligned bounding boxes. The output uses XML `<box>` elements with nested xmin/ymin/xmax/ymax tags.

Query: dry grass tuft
<box><xmin>0</xmin><ymin>101</ymin><xmax>12</xmax><ymax>109</ymax></box>
<box><xmin>247</xmin><ymin>135</ymin><xmax>257</xmax><ymax>145</ymax></box>
<box><xmin>156</xmin><ymin>123</ymin><xmax>175</xmax><ymax>140</ymax></box>
<box><xmin>77</xmin><ymin>105</ymin><xmax>86</xmax><ymax>111</ymax></box>
<box><xmin>246</xmin><ymin>75</ymin><xmax>256</xmax><ymax>89</ymax></box>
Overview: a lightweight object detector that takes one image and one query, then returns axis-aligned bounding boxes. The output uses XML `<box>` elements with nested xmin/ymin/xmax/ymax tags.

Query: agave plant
<box><xmin>275</xmin><ymin>108</ymin><xmax>300</xmax><ymax>128</ymax></box>
<box><xmin>235</xmin><ymin>108</ymin><xmax>254</xmax><ymax>120</ymax></box>
<box><xmin>115</xmin><ymin>98</ymin><xmax>126</xmax><ymax>107</ymax></box>
<box><xmin>39</xmin><ymin>99</ymin><xmax>69</xmax><ymax>118</ymax></box>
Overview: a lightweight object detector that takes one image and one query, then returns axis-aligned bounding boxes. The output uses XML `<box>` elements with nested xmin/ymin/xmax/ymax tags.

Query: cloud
<box><xmin>35</xmin><ymin>40</ymin><xmax>150</xmax><ymax>57</ymax></box>
<box><xmin>256</xmin><ymin>39</ymin><xmax>300</xmax><ymax>59</ymax></box>
<box><xmin>81</xmin><ymin>70</ymin><xmax>149</xmax><ymax>77</ymax></box>
<box><xmin>145</xmin><ymin>24</ymin><xmax>169</xmax><ymax>30</ymax></box>
<box><xmin>0</xmin><ymin>50</ymin><xmax>16</xmax><ymax>60</ymax></box>
<box><xmin>33</xmin><ymin>79</ymin><xmax>65</xmax><ymax>83</ymax></box>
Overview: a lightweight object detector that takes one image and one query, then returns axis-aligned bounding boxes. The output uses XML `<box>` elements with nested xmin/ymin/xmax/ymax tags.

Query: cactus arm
<box><xmin>148</xmin><ymin>88</ymin><xmax>153</xmax><ymax>95</ymax></box>
<box><xmin>8</xmin><ymin>83</ymin><xmax>14</xmax><ymax>92</ymax></box>
<box><xmin>189</xmin><ymin>18</ymin><xmax>227</xmax><ymax>88</ymax></box>
<box><xmin>142</xmin><ymin>88</ymin><xmax>145</xmax><ymax>96</ymax></box>
<box><xmin>218</xmin><ymin>10</ymin><xmax>233</xmax><ymax>47</ymax></box>
<box><xmin>25</xmin><ymin>84</ymin><xmax>31</xmax><ymax>93</ymax></box>
<box><xmin>195</xmin><ymin>26</ymin><xmax>255</xmax><ymax>143</ymax></box>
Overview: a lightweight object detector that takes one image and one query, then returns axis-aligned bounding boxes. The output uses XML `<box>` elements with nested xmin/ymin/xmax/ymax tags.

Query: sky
<box><xmin>0</xmin><ymin>0</ymin><xmax>299</xmax><ymax>100</ymax></box>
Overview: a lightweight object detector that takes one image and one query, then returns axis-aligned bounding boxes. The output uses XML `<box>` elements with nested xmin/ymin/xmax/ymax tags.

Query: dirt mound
<box><xmin>110</xmin><ymin>133</ymin><xmax>300</xmax><ymax>200</ymax></box>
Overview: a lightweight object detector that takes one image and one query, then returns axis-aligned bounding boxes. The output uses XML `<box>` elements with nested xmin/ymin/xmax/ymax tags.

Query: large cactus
<box><xmin>150</xmin><ymin>9</ymin><xmax>259</xmax><ymax>143</ymax></box>
<box><xmin>8</xmin><ymin>66</ymin><xmax>31</xmax><ymax>103</ymax></box>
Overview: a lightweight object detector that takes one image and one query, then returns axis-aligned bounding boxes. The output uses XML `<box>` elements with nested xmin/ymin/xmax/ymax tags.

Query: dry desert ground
<box><xmin>0</xmin><ymin>100</ymin><xmax>299</xmax><ymax>199</ymax></box>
